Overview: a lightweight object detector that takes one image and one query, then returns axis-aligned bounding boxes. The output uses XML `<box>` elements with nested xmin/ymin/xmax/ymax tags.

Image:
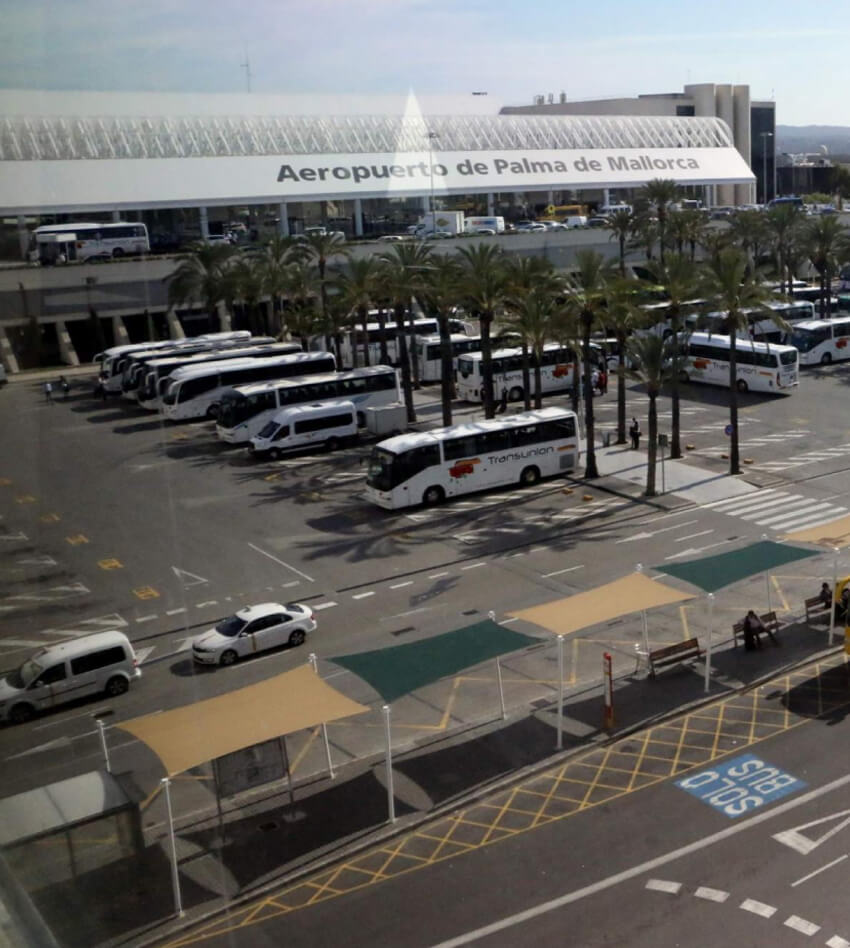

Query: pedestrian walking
<box><xmin>43</xmin><ymin>381</ymin><xmax>53</xmax><ymax>403</ymax></box>
<box><xmin>629</xmin><ymin>417</ymin><xmax>641</xmax><ymax>450</ymax></box>
<box><xmin>59</xmin><ymin>375</ymin><xmax>70</xmax><ymax>399</ymax></box>
<box><xmin>598</xmin><ymin>366</ymin><xmax>608</xmax><ymax>395</ymax></box>
<box><xmin>498</xmin><ymin>387</ymin><xmax>508</xmax><ymax>414</ymax></box>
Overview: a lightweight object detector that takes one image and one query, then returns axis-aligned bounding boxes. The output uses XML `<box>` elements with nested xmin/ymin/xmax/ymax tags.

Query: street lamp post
<box><xmin>760</xmin><ymin>132</ymin><xmax>773</xmax><ymax>205</ymax></box>
<box><xmin>426</xmin><ymin>131</ymin><xmax>439</xmax><ymax>220</ymax></box>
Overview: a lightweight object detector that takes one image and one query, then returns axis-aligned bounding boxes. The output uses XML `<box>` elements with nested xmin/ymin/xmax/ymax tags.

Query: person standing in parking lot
<box><xmin>43</xmin><ymin>381</ymin><xmax>53</xmax><ymax>404</ymax></box>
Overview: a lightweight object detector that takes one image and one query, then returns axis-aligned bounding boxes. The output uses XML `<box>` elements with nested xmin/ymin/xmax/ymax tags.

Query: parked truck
<box><xmin>464</xmin><ymin>216</ymin><xmax>505</xmax><ymax>235</ymax></box>
<box><xmin>414</xmin><ymin>210</ymin><xmax>465</xmax><ymax>238</ymax></box>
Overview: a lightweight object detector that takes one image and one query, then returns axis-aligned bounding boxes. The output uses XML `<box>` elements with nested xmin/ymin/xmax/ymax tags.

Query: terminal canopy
<box><xmin>509</xmin><ymin>572</ymin><xmax>694</xmax><ymax>636</ymax></box>
<box><xmin>117</xmin><ymin>665</ymin><xmax>368</xmax><ymax>777</ymax></box>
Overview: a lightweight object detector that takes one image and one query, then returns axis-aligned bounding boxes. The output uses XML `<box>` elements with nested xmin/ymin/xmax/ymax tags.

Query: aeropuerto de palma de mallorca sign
<box><xmin>0</xmin><ymin>147</ymin><xmax>754</xmax><ymax>214</ymax></box>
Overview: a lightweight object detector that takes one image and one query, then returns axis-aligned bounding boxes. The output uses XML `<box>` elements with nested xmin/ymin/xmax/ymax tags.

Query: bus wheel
<box><xmin>508</xmin><ymin>386</ymin><xmax>523</xmax><ymax>402</ymax></box>
<box><xmin>423</xmin><ymin>485</ymin><xmax>445</xmax><ymax>506</ymax></box>
<box><xmin>112</xmin><ymin>247</ymin><xmax>124</xmax><ymax>258</ymax></box>
<box><xmin>736</xmin><ymin>379</ymin><xmax>749</xmax><ymax>393</ymax></box>
<box><xmin>679</xmin><ymin>370</ymin><xmax>689</xmax><ymax>383</ymax></box>
<box><xmin>821</xmin><ymin>352</ymin><xmax>832</xmax><ymax>365</ymax></box>
<box><xmin>519</xmin><ymin>465</ymin><xmax>540</xmax><ymax>487</ymax></box>
<box><xmin>325</xmin><ymin>437</ymin><xmax>340</xmax><ymax>452</ymax></box>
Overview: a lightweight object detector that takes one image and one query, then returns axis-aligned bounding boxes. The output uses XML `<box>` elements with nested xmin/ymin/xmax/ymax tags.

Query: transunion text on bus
<box><xmin>486</xmin><ymin>446</ymin><xmax>555</xmax><ymax>464</ymax></box>
<box><xmin>277</xmin><ymin>153</ymin><xmax>702</xmax><ymax>185</ymax></box>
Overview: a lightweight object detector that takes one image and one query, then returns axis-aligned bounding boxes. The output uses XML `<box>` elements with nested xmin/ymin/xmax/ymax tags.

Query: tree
<box><xmin>257</xmin><ymin>235</ymin><xmax>300</xmax><ymax>336</ymax></box>
<box><xmin>640</xmin><ymin>179</ymin><xmax>680</xmax><ymax>264</ymax></box>
<box><xmin>604</xmin><ymin>280</ymin><xmax>646</xmax><ymax>445</ymax></box>
<box><xmin>283</xmin><ymin>262</ymin><xmax>321</xmax><ymax>348</ymax></box>
<box><xmin>166</xmin><ymin>243</ymin><xmax>236</xmax><ymax>328</ymax></box>
<box><xmin>700</xmin><ymin>247</ymin><xmax>773</xmax><ymax>475</ymax></box>
<box><xmin>729</xmin><ymin>210</ymin><xmax>771</xmax><ymax>274</ymax></box>
<box><xmin>803</xmin><ymin>215</ymin><xmax>850</xmax><ymax>317</ymax></box>
<box><xmin>228</xmin><ymin>254</ymin><xmax>266</xmax><ymax>335</ymax></box>
<box><xmin>296</xmin><ymin>231</ymin><xmax>348</xmax><ymax>324</ymax></box>
<box><xmin>643</xmin><ymin>254</ymin><xmax>700</xmax><ymax>459</ymax></box>
<box><xmin>456</xmin><ymin>243</ymin><xmax>507</xmax><ymax>419</ymax></box>
<box><xmin>567</xmin><ymin>249</ymin><xmax>615</xmax><ymax>478</ymax></box>
<box><xmin>420</xmin><ymin>254</ymin><xmax>464</xmax><ymax>426</ymax></box>
<box><xmin>336</xmin><ymin>257</ymin><xmax>380</xmax><ymax>368</ymax></box>
<box><xmin>503</xmin><ymin>286</ymin><xmax>558</xmax><ymax>410</ymax></box>
<box><xmin>605</xmin><ymin>208</ymin><xmax>634</xmax><ymax>276</ymax></box>
<box><xmin>764</xmin><ymin>204</ymin><xmax>804</xmax><ymax>296</ymax></box>
<box><xmin>625</xmin><ymin>333</ymin><xmax>676</xmax><ymax>496</ymax></box>
<box><xmin>667</xmin><ymin>209</ymin><xmax>707</xmax><ymax>260</ymax></box>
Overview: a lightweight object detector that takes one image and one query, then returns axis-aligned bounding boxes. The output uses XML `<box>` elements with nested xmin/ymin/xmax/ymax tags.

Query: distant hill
<box><xmin>777</xmin><ymin>125</ymin><xmax>850</xmax><ymax>158</ymax></box>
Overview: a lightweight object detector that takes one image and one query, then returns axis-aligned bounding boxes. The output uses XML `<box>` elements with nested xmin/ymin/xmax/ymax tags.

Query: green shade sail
<box><xmin>655</xmin><ymin>540</ymin><xmax>818</xmax><ymax>593</ymax></box>
<box><xmin>331</xmin><ymin>620</ymin><xmax>539</xmax><ymax>704</ymax></box>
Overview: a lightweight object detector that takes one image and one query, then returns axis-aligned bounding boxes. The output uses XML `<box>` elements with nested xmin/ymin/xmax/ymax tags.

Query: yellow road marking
<box><xmin>0</xmin><ymin>478</ymin><xmax>11</xmax><ymax>486</ymax></box>
<box><xmin>40</xmin><ymin>512</ymin><xmax>60</xmax><ymax>523</ymax></box>
<box><xmin>98</xmin><ymin>558</ymin><xmax>123</xmax><ymax>570</ymax></box>
<box><xmin>133</xmin><ymin>586</ymin><xmax>160</xmax><ymax>600</ymax></box>
<box><xmin>15</xmin><ymin>494</ymin><xmax>35</xmax><ymax>504</ymax></box>
<box><xmin>772</xmin><ymin>575</ymin><xmax>790</xmax><ymax>613</ymax></box>
<box><xmin>66</xmin><ymin>534</ymin><xmax>89</xmax><ymax>545</ymax></box>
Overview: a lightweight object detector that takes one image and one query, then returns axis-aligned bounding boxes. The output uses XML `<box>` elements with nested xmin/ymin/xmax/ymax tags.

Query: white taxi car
<box><xmin>192</xmin><ymin>602</ymin><xmax>316</xmax><ymax>666</ymax></box>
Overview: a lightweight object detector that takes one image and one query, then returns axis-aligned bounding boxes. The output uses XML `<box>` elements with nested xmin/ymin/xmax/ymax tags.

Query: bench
<box><xmin>646</xmin><ymin>638</ymin><xmax>702</xmax><ymax>678</ymax></box>
<box><xmin>805</xmin><ymin>595</ymin><xmax>831</xmax><ymax>624</ymax></box>
<box><xmin>733</xmin><ymin>611</ymin><xmax>780</xmax><ymax>648</ymax></box>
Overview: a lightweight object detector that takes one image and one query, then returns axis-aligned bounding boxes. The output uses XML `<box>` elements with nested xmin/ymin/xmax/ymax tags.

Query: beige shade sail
<box><xmin>783</xmin><ymin>514</ymin><xmax>850</xmax><ymax>549</ymax></box>
<box><xmin>510</xmin><ymin>572</ymin><xmax>695</xmax><ymax>637</ymax></box>
<box><xmin>117</xmin><ymin>665</ymin><xmax>369</xmax><ymax>777</ymax></box>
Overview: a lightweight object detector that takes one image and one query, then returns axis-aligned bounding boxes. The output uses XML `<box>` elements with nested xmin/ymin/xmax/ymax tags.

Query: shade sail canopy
<box><xmin>117</xmin><ymin>665</ymin><xmax>368</xmax><ymax>777</ymax></box>
<box><xmin>783</xmin><ymin>515</ymin><xmax>850</xmax><ymax>549</ymax></box>
<box><xmin>509</xmin><ymin>572</ymin><xmax>694</xmax><ymax>636</ymax></box>
<box><xmin>331</xmin><ymin>620</ymin><xmax>538</xmax><ymax>704</ymax></box>
<box><xmin>655</xmin><ymin>540</ymin><xmax>818</xmax><ymax>593</ymax></box>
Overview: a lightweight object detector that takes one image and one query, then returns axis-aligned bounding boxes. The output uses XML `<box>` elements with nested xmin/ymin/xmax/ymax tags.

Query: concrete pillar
<box><xmin>199</xmin><ymin>207</ymin><xmax>209</xmax><ymax>240</ymax></box>
<box><xmin>111</xmin><ymin>210</ymin><xmax>121</xmax><ymax>222</ymax></box>
<box><xmin>422</xmin><ymin>195</ymin><xmax>431</xmax><ymax>213</ymax></box>
<box><xmin>16</xmin><ymin>216</ymin><xmax>29</xmax><ymax>260</ymax></box>
<box><xmin>732</xmin><ymin>85</ymin><xmax>752</xmax><ymax>207</ymax></box>
<box><xmin>0</xmin><ymin>327</ymin><xmax>20</xmax><ymax>374</ymax></box>
<box><xmin>216</xmin><ymin>301</ymin><xmax>232</xmax><ymax>332</ymax></box>
<box><xmin>487</xmin><ymin>193</ymin><xmax>495</xmax><ymax>215</ymax></box>
<box><xmin>353</xmin><ymin>198</ymin><xmax>364</xmax><ymax>237</ymax></box>
<box><xmin>55</xmin><ymin>320</ymin><xmax>80</xmax><ymax>367</ymax></box>
<box><xmin>277</xmin><ymin>202</ymin><xmax>290</xmax><ymax>238</ymax></box>
<box><xmin>602</xmin><ymin>188</ymin><xmax>611</xmax><ymax>208</ymax></box>
<box><xmin>715</xmin><ymin>85</ymin><xmax>736</xmax><ymax>208</ymax></box>
<box><xmin>166</xmin><ymin>307</ymin><xmax>186</xmax><ymax>340</ymax></box>
<box><xmin>111</xmin><ymin>315</ymin><xmax>130</xmax><ymax>345</ymax></box>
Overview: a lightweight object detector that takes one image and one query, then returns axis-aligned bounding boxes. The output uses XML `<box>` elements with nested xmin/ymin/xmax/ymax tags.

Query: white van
<box><xmin>250</xmin><ymin>400</ymin><xmax>358</xmax><ymax>458</ymax></box>
<box><xmin>0</xmin><ymin>631</ymin><xmax>140</xmax><ymax>724</ymax></box>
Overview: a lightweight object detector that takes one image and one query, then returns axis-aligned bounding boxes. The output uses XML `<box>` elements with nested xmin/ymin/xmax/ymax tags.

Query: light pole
<box><xmin>760</xmin><ymin>132</ymin><xmax>773</xmax><ymax>205</ymax></box>
<box><xmin>426</xmin><ymin>130</ymin><xmax>439</xmax><ymax>221</ymax></box>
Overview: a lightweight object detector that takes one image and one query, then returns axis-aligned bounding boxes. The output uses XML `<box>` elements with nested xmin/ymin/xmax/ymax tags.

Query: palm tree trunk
<box><xmin>619</xmin><ymin>235</ymin><xmax>626</xmax><ymax>276</ymax></box>
<box><xmin>570</xmin><ymin>346</ymin><xmax>580</xmax><ymax>414</ymax></box>
<box><xmin>532</xmin><ymin>350</ymin><xmax>542</xmax><ymax>410</ymax></box>
<box><xmin>616</xmin><ymin>348</ymin><xmax>627</xmax><ymax>444</ymax></box>
<box><xmin>645</xmin><ymin>392</ymin><xmax>658</xmax><ymax>496</ymax></box>
<box><xmin>359</xmin><ymin>305</ymin><xmax>371</xmax><ymax>367</ymax></box>
<box><xmin>670</xmin><ymin>311</ymin><xmax>682</xmax><ymax>459</ymax></box>
<box><xmin>437</xmin><ymin>313</ymin><xmax>453</xmax><ymax>427</ymax></box>
<box><xmin>377</xmin><ymin>307</ymin><xmax>390</xmax><ymax>365</ymax></box>
<box><xmin>582</xmin><ymin>321</ymin><xmax>599</xmax><ymax>479</ymax></box>
<box><xmin>394</xmin><ymin>302</ymin><xmax>416</xmax><ymax>423</ymax></box>
<box><xmin>480</xmin><ymin>314</ymin><xmax>495</xmax><ymax>419</ymax></box>
<box><xmin>521</xmin><ymin>344</ymin><xmax>532</xmax><ymax>411</ymax></box>
<box><xmin>729</xmin><ymin>335</ymin><xmax>740</xmax><ymax>475</ymax></box>
<box><xmin>407</xmin><ymin>299</ymin><xmax>421</xmax><ymax>389</ymax></box>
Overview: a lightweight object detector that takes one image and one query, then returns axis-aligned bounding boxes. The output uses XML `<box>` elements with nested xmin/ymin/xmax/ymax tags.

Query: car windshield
<box><xmin>215</xmin><ymin>614</ymin><xmax>247</xmax><ymax>637</ymax></box>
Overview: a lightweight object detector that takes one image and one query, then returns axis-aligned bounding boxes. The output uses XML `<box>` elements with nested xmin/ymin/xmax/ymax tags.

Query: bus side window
<box><xmin>398</xmin><ymin>445</ymin><xmax>440</xmax><ymax>480</ymax></box>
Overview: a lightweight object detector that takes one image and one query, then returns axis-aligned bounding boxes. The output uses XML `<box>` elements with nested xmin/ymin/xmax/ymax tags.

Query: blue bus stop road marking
<box><xmin>676</xmin><ymin>754</ymin><xmax>806</xmax><ymax>819</ymax></box>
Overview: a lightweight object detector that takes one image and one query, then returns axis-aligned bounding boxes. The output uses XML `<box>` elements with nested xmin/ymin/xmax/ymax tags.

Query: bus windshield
<box><xmin>367</xmin><ymin>448</ymin><xmax>396</xmax><ymax>491</ymax></box>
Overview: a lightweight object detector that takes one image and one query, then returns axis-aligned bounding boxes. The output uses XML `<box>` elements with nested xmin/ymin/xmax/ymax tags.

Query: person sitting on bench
<box><xmin>819</xmin><ymin>582</ymin><xmax>832</xmax><ymax>609</ymax></box>
<box><xmin>742</xmin><ymin>610</ymin><xmax>778</xmax><ymax>650</ymax></box>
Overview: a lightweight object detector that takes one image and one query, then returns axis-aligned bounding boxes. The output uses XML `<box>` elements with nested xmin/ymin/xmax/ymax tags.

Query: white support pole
<box><xmin>763</xmin><ymin>534</ymin><xmax>772</xmax><ymax>614</ymax></box>
<box><xmin>308</xmin><ymin>653</ymin><xmax>335</xmax><ymax>779</ymax></box>
<box><xmin>641</xmin><ymin>611</ymin><xmax>650</xmax><ymax>658</ymax></box>
<box><xmin>383</xmin><ymin>705</ymin><xmax>395</xmax><ymax>823</ymax></box>
<box><xmin>496</xmin><ymin>657</ymin><xmax>506</xmax><ymax>720</ymax></box>
<box><xmin>556</xmin><ymin>634</ymin><xmax>564</xmax><ymax>750</ymax></box>
<box><xmin>97</xmin><ymin>719</ymin><xmax>111</xmax><ymax>773</ymax></box>
<box><xmin>831</xmin><ymin>549</ymin><xmax>839</xmax><ymax>646</ymax></box>
<box><xmin>704</xmin><ymin>593</ymin><xmax>715</xmax><ymax>693</ymax></box>
<box><xmin>161</xmin><ymin>778</ymin><xmax>184</xmax><ymax>917</ymax></box>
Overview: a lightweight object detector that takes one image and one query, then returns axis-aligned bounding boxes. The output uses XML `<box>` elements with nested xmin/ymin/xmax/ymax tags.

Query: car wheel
<box><xmin>508</xmin><ymin>386</ymin><xmax>523</xmax><ymax>402</ymax></box>
<box><xmin>105</xmin><ymin>675</ymin><xmax>128</xmax><ymax>697</ymax></box>
<box><xmin>9</xmin><ymin>704</ymin><xmax>34</xmax><ymax>725</ymax></box>
<box><xmin>736</xmin><ymin>379</ymin><xmax>749</xmax><ymax>393</ymax></box>
<box><xmin>821</xmin><ymin>352</ymin><xmax>832</xmax><ymax>365</ymax></box>
<box><xmin>288</xmin><ymin>628</ymin><xmax>307</xmax><ymax>647</ymax></box>
<box><xmin>220</xmin><ymin>649</ymin><xmax>238</xmax><ymax>667</ymax></box>
<box><xmin>519</xmin><ymin>465</ymin><xmax>541</xmax><ymax>487</ymax></box>
<box><xmin>423</xmin><ymin>485</ymin><xmax>445</xmax><ymax>506</ymax></box>
<box><xmin>325</xmin><ymin>437</ymin><xmax>340</xmax><ymax>452</ymax></box>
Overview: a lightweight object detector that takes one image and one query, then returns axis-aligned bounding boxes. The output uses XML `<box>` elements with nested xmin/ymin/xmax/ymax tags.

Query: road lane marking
<box><xmin>694</xmin><ymin>886</ymin><xmax>728</xmax><ymax>902</ymax></box>
<box><xmin>171</xmin><ymin>566</ymin><xmax>209</xmax><ymax>587</ymax></box>
<box><xmin>784</xmin><ymin>915</ymin><xmax>819</xmax><ymax>936</ymax></box>
<box><xmin>791</xmin><ymin>855</ymin><xmax>848</xmax><ymax>887</ymax></box>
<box><xmin>195</xmin><ymin>601</ymin><xmax>218</xmax><ymax>608</ymax></box>
<box><xmin>461</xmin><ymin>562</ymin><xmax>485</xmax><ymax>570</ymax></box>
<box><xmin>429</xmin><ymin>572</ymin><xmax>449</xmax><ymax>579</ymax></box>
<box><xmin>98</xmin><ymin>558</ymin><xmax>123</xmax><ymax>569</ymax></box>
<box><xmin>65</xmin><ymin>534</ymin><xmax>89</xmax><ymax>545</ymax></box>
<box><xmin>740</xmin><ymin>899</ymin><xmax>776</xmax><ymax>918</ymax></box>
<box><xmin>247</xmin><ymin>542</ymin><xmax>315</xmax><ymax>582</ymax></box>
<box><xmin>674</xmin><ymin>530</ymin><xmax>714</xmax><ymax>542</ymax></box>
<box><xmin>134</xmin><ymin>586</ymin><xmax>160</xmax><ymax>600</ymax></box>
<box><xmin>134</xmin><ymin>646</ymin><xmax>156</xmax><ymax>664</ymax></box>
<box><xmin>166</xmin><ymin>607</ymin><xmax>187</xmax><ymax>616</ymax></box>
<box><xmin>352</xmin><ymin>592</ymin><xmax>375</xmax><ymax>600</ymax></box>
<box><xmin>313</xmin><ymin>602</ymin><xmax>338</xmax><ymax>610</ymax></box>
<box><xmin>541</xmin><ymin>565</ymin><xmax>585</xmax><ymax>578</ymax></box>
<box><xmin>429</xmin><ymin>772</ymin><xmax>850</xmax><ymax>948</ymax></box>
<box><xmin>827</xmin><ymin>937</ymin><xmax>850</xmax><ymax>948</ymax></box>
<box><xmin>135</xmin><ymin>615</ymin><xmax>157</xmax><ymax>623</ymax></box>
<box><xmin>645</xmin><ymin>879</ymin><xmax>681</xmax><ymax>894</ymax></box>
<box><xmin>390</xmin><ymin>581</ymin><xmax>414</xmax><ymax>589</ymax></box>
<box><xmin>0</xmin><ymin>638</ymin><xmax>50</xmax><ymax>649</ymax></box>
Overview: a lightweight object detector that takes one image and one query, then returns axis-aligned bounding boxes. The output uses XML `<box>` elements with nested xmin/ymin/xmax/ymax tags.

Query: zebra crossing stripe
<box><xmin>757</xmin><ymin>504</ymin><xmax>845</xmax><ymax>528</ymax></box>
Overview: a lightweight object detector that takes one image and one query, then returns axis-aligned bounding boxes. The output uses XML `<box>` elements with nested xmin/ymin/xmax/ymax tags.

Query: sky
<box><xmin>1</xmin><ymin>0</ymin><xmax>848</xmax><ymax>126</ymax></box>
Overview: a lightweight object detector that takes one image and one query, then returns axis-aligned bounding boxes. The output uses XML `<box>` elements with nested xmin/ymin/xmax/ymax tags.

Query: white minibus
<box><xmin>250</xmin><ymin>401</ymin><xmax>358</xmax><ymax>457</ymax></box>
<box><xmin>787</xmin><ymin>318</ymin><xmax>850</xmax><ymax>366</ymax></box>
<box><xmin>680</xmin><ymin>333</ymin><xmax>799</xmax><ymax>393</ymax></box>
<box><xmin>216</xmin><ymin>365</ymin><xmax>400</xmax><ymax>443</ymax></box>
<box><xmin>365</xmin><ymin>407</ymin><xmax>581</xmax><ymax>509</ymax></box>
<box><xmin>160</xmin><ymin>351</ymin><xmax>337</xmax><ymax>421</ymax></box>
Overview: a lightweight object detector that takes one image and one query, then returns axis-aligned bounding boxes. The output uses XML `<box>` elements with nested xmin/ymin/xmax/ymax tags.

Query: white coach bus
<box><xmin>680</xmin><ymin>333</ymin><xmax>799</xmax><ymax>394</ymax></box>
<box><xmin>339</xmin><ymin>317</ymin><xmax>468</xmax><ymax>367</ymax></box>
<box><xmin>160</xmin><ymin>351</ymin><xmax>337</xmax><ymax>421</ymax></box>
<box><xmin>365</xmin><ymin>407</ymin><xmax>581</xmax><ymax>509</ymax></box>
<box><xmin>787</xmin><ymin>317</ymin><xmax>850</xmax><ymax>366</ymax></box>
<box><xmin>415</xmin><ymin>334</ymin><xmax>482</xmax><ymax>382</ymax></box>
<box><xmin>215</xmin><ymin>365</ymin><xmax>400</xmax><ymax>443</ymax></box>
<box><xmin>455</xmin><ymin>343</ymin><xmax>579</xmax><ymax>404</ymax></box>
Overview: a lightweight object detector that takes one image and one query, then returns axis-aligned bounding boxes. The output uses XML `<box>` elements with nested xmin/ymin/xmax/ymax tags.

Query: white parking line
<box><xmin>645</xmin><ymin>879</ymin><xmax>681</xmax><ymax>894</ymax></box>
<box><xmin>740</xmin><ymin>898</ymin><xmax>776</xmax><ymax>918</ymax></box>
<box><xmin>784</xmin><ymin>915</ymin><xmax>820</xmax><ymax>936</ymax></box>
<box><xmin>694</xmin><ymin>886</ymin><xmax>728</xmax><ymax>902</ymax></box>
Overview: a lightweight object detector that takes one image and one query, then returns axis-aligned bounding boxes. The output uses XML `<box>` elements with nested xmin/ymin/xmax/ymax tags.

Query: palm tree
<box><xmin>228</xmin><ymin>254</ymin><xmax>267</xmax><ymax>335</ymax></box>
<box><xmin>700</xmin><ymin>247</ymin><xmax>773</xmax><ymax>475</ymax></box>
<box><xmin>640</xmin><ymin>179</ymin><xmax>680</xmax><ymax>264</ymax></box>
<box><xmin>283</xmin><ymin>262</ymin><xmax>322</xmax><ymax>348</ymax></box>
<box><xmin>667</xmin><ymin>209</ymin><xmax>707</xmax><ymax>260</ymax></box>
<box><xmin>503</xmin><ymin>287</ymin><xmax>558</xmax><ymax>410</ymax></box>
<box><xmin>803</xmin><ymin>215</ymin><xmax>850</xmax><ymax>317</ymax></box>
<box><xmin>456</xmin><ymin>243</ymin><xmax>507</xmax><ymax>419</ymax></box>
<box><xmin>605</xmin><ymin>208</ymin><xmax>634</xmax><ymax>275</ymax></box>
<box><xmin>643</xmin><ymin>254</ymin><xmax>701</xmax><ymax>459</ymax></box>
<box><xmin>336</xmin><ymin>257</ymin><xmax>380</xmax><ymax>368</ymax></box>
<box><xmin>764</xmin><ymin>204</ymin><xmax>804</xmax><ymax>296</ymax></box>
<box><xmin>729</xmin><ymin>210</ymin><xmax>771</xmax><ymax>275</ymax></box>
<box><xmin>625</xmin><ymin>333</ymin><xmax>676</xmax><ymax>496</ymax></box>
<box><xmin>166</xmin><ymin>243</ymin><xmax>236</xmax><ymax>329</ymax></box>
<box><xmin>257</xmin><ymin>234</ymin><xmax>300</xmax><ymax>336</ymax></box>
<box><xmin>699</xmin><ymin>229</ymin><xmax>733</xmax><ymax>271</ymax></box>
<box><xmin>604</xmin><ymin>281</ymin><xmax>645</xmax><ymax>445</ymax></box>
<box><xmin>567</xmin><ymin>249</ymin><xmax>615</xmax><ymax>478</ymax></box>
<box><xmin>296</xmin><ymin>231</ymin><xmax>348</xmax><ymax>323</ymax></box>
<box><xmin>420</xmin><ymin>254</ymin><xmax>463</xmax><ymax>425</ymax></box>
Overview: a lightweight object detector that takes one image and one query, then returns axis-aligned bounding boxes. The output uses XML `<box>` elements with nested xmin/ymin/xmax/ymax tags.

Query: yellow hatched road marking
<box><xmin>15</xmin><ymin>494</ymin><xmax>35</xmax><ymax>504</ymax></box>
<box><xmin>40</xmin><ymin>512</ymin><xmax>60</xmax><ymax>523</ymax></box>
<box><xmin>98</xmin><ymin>558</ymin><xmax>123</xmax><ymax>570</ymax></box>
<box><xmin>133</xmin><ymin>586</ymin><xmax>159</xmax><ymax>600</ymax></box>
